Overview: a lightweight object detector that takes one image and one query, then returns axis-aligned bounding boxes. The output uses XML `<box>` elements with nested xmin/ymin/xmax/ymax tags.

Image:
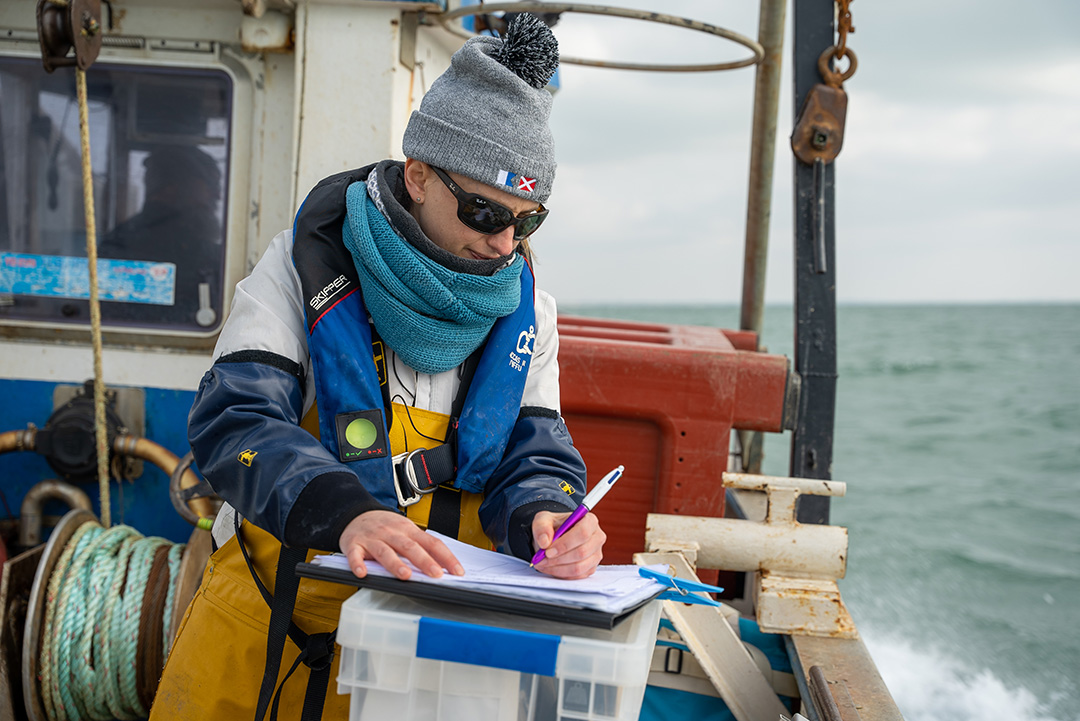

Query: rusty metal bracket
<box><xmin>36</xmin><ymin>0</ymin><xmax>103</xmax><ymax>73</ymax></box>
<box><xmin>809</xmin><ymin>664</ymin><xmax>865</xmax><ymax>721</ymax></box>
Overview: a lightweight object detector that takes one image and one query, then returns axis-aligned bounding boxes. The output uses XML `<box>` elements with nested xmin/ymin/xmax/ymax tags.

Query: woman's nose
<box><xmin>487</xmin><ymin>227</ymin><xmax>518</xmax><ymax>257</ymax></box>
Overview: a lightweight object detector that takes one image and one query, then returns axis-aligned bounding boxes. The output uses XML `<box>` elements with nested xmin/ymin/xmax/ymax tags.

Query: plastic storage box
<box><xmin>336</xmin><ymin>589</ymin><xmax>662</xmax><ymax>721</ymax></box>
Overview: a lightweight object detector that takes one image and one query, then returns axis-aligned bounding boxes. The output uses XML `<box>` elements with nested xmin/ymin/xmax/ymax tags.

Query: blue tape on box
<box><xmin>416</xmin><ymin>617</ymin><xmax>560</xmax><ymax>677</ymax></box>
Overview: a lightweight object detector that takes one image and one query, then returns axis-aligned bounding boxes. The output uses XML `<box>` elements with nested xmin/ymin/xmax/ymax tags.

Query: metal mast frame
<box><xmin>790</xmin><ymin>0</ymin><xmax>838</xmax><ymax>524</ymax></box>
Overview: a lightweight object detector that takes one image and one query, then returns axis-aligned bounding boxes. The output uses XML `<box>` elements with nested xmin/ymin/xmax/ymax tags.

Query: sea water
<box><xmin>564</xmin><ymin>303</ymin><xmax>1080</xmax><ymax>721</ymax></box>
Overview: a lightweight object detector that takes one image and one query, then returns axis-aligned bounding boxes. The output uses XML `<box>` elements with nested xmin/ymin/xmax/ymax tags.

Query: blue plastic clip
<box><xmin>639</xmin><ymin>567</ymin><xmax>725</xmax><ymax>607</ymax></box>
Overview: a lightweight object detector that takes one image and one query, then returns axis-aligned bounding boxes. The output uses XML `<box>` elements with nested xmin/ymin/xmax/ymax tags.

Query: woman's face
<box><xmin>405</xmin><ymin>160</ymin><xmax>540</xmax><ymax>261</ymax></box>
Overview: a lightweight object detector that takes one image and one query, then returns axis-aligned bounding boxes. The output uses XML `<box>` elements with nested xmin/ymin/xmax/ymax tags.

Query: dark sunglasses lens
<box><xmin>459</xmin><ymin>196</ymin><xmax>515</xmax><ymax>234</ymax></box>
<box><xmin>513</xmin><ymin>212</ymin><xmax>547</xmax><ymax>240</ymax></box>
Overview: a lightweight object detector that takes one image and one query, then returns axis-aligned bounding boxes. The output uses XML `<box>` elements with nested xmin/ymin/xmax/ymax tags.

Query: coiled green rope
<box><xmin>39</xmin><ymin>521</ymin><xmax>185</xmax><ymax>721</ymax></box>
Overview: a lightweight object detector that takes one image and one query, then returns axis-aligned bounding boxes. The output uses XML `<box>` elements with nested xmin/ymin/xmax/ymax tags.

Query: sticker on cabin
<box><xmin>0</xmin><ymin>252</ymin><xmax>176</xmax><ymax>305</ymax></box>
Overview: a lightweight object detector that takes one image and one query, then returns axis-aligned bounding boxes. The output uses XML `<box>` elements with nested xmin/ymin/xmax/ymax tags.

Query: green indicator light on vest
<box><xmin>345</xmin><ymin>418</ymin><xmax>378</xmax><ymax>449</ymax></box>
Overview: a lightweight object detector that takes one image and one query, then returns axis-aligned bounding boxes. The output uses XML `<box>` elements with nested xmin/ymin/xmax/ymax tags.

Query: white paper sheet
<box><xmin>309</xmin><ymin>530</ymin><xmax>668</xmax><ymax>613</ymax></box>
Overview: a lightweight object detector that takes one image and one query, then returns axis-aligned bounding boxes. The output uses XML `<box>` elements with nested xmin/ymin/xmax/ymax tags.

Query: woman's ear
<box><xmin>403</xmin><ymin>158</ymin><xmax>428</xmax><ymax>203</ymax></box>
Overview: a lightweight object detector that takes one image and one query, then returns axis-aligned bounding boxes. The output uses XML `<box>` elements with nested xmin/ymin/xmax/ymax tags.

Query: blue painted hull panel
<box><xmin>0</xmin><ymin>378</ymin><xmax>198</xmax><ymax>545</ymax></box>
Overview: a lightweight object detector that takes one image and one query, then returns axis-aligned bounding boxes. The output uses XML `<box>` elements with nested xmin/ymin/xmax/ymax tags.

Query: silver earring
<box><xmin>416</xmin><ymin>197</ymin><xmax>422</xmax><ymax>202</ymax></box>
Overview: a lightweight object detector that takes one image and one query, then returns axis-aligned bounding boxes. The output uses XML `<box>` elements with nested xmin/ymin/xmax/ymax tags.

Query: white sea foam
<box><xmin>862</xmin><ymin>630</ymin><xmax>1073</xmax><ymax>721</ymax></box>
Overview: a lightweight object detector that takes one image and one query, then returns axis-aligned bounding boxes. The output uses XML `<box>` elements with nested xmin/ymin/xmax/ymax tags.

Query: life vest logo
<box><xmin>238</xmin><ymin>449</ymin><xmax>258</xmax><ymax>466</ymax></box>
<box><xmin>372</xmin><ymin>340</ymin><xmax>387</xmax><ymax>387</ymax></box>
<box><xmin>334</xmin><ymin>409</ymin><xmax>388</xmax><ymax>462</ymax></box>
<box><xmin>310</xmin><ymin>274</ymin><xmax>350</xmax><ymax>311</ymax></box>
<box><xmin>559</xmin><ymin>480</ymin><xmax>576</xmax><ymax>496</ymax></box>
<box><xmin>516</xmin><ymin>325</ymin><xmax>536</xmax><ymax>355</ymax></box>
<box><xmin>509</xmin><ymin>325</ymin><xmax>535</xmax><ymax>372</ymax></box>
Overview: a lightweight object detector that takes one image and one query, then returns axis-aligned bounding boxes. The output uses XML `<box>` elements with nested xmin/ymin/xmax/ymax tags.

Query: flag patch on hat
<box><xmin>497</xmin><ymin>169</ymin><xmax>536</xmax><ymax>193</ymax></box>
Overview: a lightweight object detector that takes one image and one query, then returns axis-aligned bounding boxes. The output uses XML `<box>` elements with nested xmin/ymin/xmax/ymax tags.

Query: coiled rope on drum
<box><xmin>38</xmin><ymin>521</ymin><xmax>184</xmax><ymax>721</ymax></box>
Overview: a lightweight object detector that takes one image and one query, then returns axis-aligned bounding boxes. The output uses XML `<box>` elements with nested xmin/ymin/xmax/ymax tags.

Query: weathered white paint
<box><xmin>1</xmin><ymin>340</ymin><xmax>211</xmax><ymax>391</ymax></box>
<box><xmin>757</xmin><ymin>574</ymin><xmax>858</xmax><ymax>639</ymax></box>
<box><xmin>647</xmin><ymin>471</ymin><xmax>858</xmax><ymax>638</ymax></box>
<box><xmin>646</xmin><ymin>513</ymin><xmax>848</xmax><ymax>579</ymax></box>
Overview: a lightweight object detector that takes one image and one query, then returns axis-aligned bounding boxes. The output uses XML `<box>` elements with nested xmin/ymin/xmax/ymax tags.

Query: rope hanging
<box><xmin>74</xmin><ymin>66</ymin><xmax>111</xmax><ymax>529</ymax></box>
<box><xmin>38</xmin><ymin>521</ymin><xmax>184</xmax><ymax>721</ymax></box>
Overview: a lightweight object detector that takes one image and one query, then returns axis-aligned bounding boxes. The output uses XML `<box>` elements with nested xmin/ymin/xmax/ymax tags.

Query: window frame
<box><xmin>0</xmin><ymin>43</ymin><xmax>254</xmax><ymax>349</ymax></box>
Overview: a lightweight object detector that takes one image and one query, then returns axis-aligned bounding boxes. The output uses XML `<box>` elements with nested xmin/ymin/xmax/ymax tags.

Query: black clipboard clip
<box><xmin>638</xmin><ymin>567</ymin><xmax>724</xmax><ymax>607</ymax></box>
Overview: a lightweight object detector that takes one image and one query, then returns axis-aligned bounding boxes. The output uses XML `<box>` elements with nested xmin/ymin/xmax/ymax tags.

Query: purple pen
<box><xmin>531</xmin><ymin>465</ymin><xmax>624</xmax><ymax>567</ymax></box>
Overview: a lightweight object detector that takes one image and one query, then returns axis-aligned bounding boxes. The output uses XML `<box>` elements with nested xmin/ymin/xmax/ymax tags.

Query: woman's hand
<box><xmin>339</xmin><ymin>510</ymin><xmax>464</xmax><ymax>580</ymax></box>
<box><xmin>530</xmin><ymin>510</ymin><xmax>606</xmax><ymax>579</ymax></box>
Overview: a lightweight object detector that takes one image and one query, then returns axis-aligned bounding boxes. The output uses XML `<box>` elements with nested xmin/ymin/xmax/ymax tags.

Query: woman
<box><xmin>150</xmin><ymin>14</ymin><xmax>606</xmax><ymax>720</ymax></box>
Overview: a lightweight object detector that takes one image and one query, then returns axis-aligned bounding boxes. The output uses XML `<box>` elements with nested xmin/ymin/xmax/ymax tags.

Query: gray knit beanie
<box><xmin>402</xmin><ymin>14</ymin><xmax>558</xmax><ymax>203</ymax></box>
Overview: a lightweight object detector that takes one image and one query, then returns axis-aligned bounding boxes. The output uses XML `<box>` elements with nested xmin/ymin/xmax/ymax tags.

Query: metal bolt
<box><xmin>83</xmin><ymin>14</ymin><xmax>100</xmax><ymax>36</ymax></box>
<box><xmin>812</xmin><ymin>131</ymin><xmax>829</xmax><ymax>150</ymax></box>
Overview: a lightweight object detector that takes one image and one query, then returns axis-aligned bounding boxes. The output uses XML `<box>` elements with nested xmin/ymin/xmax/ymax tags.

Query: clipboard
<box><xmin>295</xmin><ymin>562</ymin><xmax>663</xmax><ymax>630</ymax></box>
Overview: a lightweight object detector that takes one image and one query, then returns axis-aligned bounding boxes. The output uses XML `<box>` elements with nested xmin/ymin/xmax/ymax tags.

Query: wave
<box><xmin>862</xmin><ymin>631</ymin><xmax>1077</xmax><ymax>721</ymax></box>
<box><xmin>839</xmin><ymin>357</ymin><xmax>981</xmax><ymax>378</ymax></box>
<box><xmin>974</xmin><ymin>496</ymin><xmax>1080</xmax><ymax>526</ymax></box>
<box><xmin>935</xmin><ymin>545</ymin><xmax>1080</xmax><ymax>582</ymax></box>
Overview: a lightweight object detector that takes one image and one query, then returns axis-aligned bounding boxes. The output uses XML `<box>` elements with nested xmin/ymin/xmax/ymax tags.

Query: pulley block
<box><xmin>36</xmin><ymin>0</ymin><xmax>103</xmax><ymax>73</ymax></box>
<box><xmin>791</xmin><ymin>47</ymin><xmax>857</xmax><ymax>165</ymax></box>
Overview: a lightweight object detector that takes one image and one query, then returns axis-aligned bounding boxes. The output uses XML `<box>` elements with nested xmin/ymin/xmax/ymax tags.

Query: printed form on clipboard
<box><xmin>305</xmin><ymin>531</ymin><xmax>670</xmax><ymax>620</ymax></box>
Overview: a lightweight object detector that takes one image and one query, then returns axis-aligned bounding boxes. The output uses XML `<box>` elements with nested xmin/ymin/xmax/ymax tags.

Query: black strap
<box><xmin>424</xmin><ymin>348</ymin><xmax>480</xmax><ymax>537</ymax></box>
<box><xmin>426</xmin><ymin>487</ymin><xmax>463</xmax><ymax>538</ymax></box>
<box><xmin>237</xmin><ymin>517</ymin><xmax>336</xmax><ymax>721</ymax></box>
<box><xmin>396</xmin><ymin>442</ymin><xmax>456</xmax><ymax>491</ymax></box>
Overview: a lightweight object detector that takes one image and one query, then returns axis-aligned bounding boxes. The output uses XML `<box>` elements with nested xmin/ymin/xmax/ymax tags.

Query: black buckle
<box><xmin>664</xmin><ymin>647</ymin><xmax>684</xmax><ymax>674</ymax></box>
<box><xmin>392</xmin><ymin>445</ymin><xmax>457</xmax><ymax>507</ymax></box>
<box><xmin>392</xmin><ymin>450</ymin><xmax>439</xmax><ymax>507</ymax></box>
<box><xmin>304</xmin><ymin>631</ymin><xmax>337</xmax><ymax>673</ymax></box>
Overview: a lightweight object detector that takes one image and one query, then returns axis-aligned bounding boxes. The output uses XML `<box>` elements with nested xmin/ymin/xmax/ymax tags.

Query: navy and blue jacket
<box><xmin>188</xmin><ymin>165</ymin><xmax>586</xmax><ymax>558</ymax></box>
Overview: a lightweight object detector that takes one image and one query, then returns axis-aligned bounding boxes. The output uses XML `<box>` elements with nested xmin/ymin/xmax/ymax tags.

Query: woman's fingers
<box><xmin>339</xmin><ymin>510</ymin><xmax>463</xmax><ymax>579</ymax></box>
<box><xmin>532</xmin><ymin>511</ymin><xmax>606</xmax><ymax>578</ymax></box>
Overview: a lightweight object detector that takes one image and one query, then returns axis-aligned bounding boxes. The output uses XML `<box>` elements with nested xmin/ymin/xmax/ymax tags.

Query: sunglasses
<box><xmin>430</xmin><ymin>166</ymin><xmax>549</xmax><ymax>241</ymax></box>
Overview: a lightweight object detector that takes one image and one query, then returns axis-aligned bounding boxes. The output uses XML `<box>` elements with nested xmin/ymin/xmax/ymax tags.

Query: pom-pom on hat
<box><xmin>402</xmin><ymin>14</ymin><xmax>559</xmax><ymax>203</ymax></box>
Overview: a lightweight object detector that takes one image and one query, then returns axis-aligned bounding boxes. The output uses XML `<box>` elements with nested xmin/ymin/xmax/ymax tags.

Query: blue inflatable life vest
<box><xmin>292</xmin><ymin>168</ymin><xmax>538</xmax><ymax>509</ymax></box>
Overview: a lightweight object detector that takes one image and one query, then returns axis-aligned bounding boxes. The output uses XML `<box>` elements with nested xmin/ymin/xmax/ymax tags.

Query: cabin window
<box><xmin>0</xmin><ymin>57</ymin><xmax>232</xmax><ymax>333</ymax></box>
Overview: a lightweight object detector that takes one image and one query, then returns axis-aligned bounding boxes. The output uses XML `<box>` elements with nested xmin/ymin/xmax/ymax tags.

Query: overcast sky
<box><xmin>533</xmin><ymin>0</ymin><xmax>1080</xmax><ymax>305</ymax></box>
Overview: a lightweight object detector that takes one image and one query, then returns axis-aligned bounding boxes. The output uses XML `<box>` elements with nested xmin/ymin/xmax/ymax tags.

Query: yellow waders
<box><xmin>150</xmin><ymin>403</ymin><xmax>487</xmax><ymax>719</ymax></box>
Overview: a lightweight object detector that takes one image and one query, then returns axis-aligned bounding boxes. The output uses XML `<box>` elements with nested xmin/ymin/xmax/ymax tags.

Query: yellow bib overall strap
<box><xmin>148</xmin><ymin>522</ymin><xmax>353</xmax><ymax>721</ymax></box>
<box><xmin>391</xmin><ymin>402</ymin><xmax>490</xmax><ymax>550</ymax></box>
<box><xmin>243</xmin><ymin>520</ymin><xmax>331</xmax><ymax>721</ymax></box>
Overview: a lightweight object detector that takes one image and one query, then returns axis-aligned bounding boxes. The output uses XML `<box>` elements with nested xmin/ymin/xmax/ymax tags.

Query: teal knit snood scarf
<box><xmin>341</xmin><ymin>181</ymin><xmax>524</xmax><ymax>375</ymax></box>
